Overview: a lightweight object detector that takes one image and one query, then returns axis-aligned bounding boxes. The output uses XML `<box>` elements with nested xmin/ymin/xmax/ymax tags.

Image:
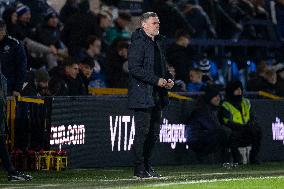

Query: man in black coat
<box><xmin>0</xmin><ymin>20</ymin><xmax>27</xmax><ymax>96</ymax></box>
<box><xmin>128</xmin><ymin>12</ymin><xmax>174</xmax><ymax>178</ymax></box>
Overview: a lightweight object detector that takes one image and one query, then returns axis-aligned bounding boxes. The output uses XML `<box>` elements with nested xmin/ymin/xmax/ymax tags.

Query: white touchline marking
<box><xmin>108</xmin><ymin>175</ymin><xmax>284</xmax><ymax>189</ymax></box>
<box><xmin>144</xmin><ymin>176</ymin><xmax>284</xmax><ymax>188</ymax></box>
<box><xmin>100</xmin><ymin>172</ymin><xmax>231</xmax><ymax>182</ymax></box>
<box><xmin>0</xmin><ymin>184</ymin><xmax>61</xmax><ymax>189</ymax></box>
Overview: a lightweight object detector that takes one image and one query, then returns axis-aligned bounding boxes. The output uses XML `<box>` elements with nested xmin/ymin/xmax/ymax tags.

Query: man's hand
<box><xmin>157</xmin><ymin>78</ymin><xmax>167</xmax><ymax>87</ymax></box>
<box><xmin>165</xmin><ymin>79</ymin><xmax>174</xmax><ymax>89</ymax></box>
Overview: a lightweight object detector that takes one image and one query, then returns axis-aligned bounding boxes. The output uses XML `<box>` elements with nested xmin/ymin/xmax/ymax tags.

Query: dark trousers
<box><xmin>133</xmin><ymin>107</ymin><xmax>162</xmax><ymax>171</ymax></box>
<box><xmin>0</xmin><ymin>134</ymin><xmax>14</xmax><ymax>174</ymax></box>
<box><xmin>189</xmin><ymin>128</ymin><xmax>230</xmax><ymax>160</ymax></box>
<box><xmin>230</xmin><ymin>126</ymin><xmax>262</xmax><ymax>163</ymax></box>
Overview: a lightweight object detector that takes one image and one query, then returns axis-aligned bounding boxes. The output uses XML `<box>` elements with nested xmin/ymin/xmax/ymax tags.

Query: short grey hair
<box><xmin>140</xmin><ymin>12</ymin><xmax>158</xmax><ymax>23</ymax></box>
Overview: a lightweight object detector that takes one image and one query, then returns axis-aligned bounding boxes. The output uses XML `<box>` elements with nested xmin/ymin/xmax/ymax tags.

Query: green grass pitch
<box><xmin>1</xmin><ymin>162</ymin><xmax>284</xmax><ymax>188</ymax></box>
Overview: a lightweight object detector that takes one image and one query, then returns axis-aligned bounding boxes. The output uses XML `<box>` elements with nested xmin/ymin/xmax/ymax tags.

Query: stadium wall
<box><xmin>49</xmin><ymin>97</ymin><xmax>284</xmax><ymax>168</ymax></box>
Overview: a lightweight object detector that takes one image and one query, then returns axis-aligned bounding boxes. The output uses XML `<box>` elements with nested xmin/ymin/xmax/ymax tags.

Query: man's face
<box><xmin>233</xmin><ymin>87</ymin><xmax>242</xmax><ymax>96</ymax></box>
<box><xmin>47</xmin><ymin>16</ymin><xmax>58</xmax><ymax>28</ymax></box>
<box><xmin>142</xmin><ymin>16</ymin><xmax>160</xmax><ymax>37</ymax></box>
<box><xmin>38</xmin><ymin>81</ymin><xmax>49</xmax><ymax>95</ymax></box>
<box><xmin>0</xmin><ymin>27</ymin><xmax>6</xmax><ymax>41</ymax></box>
<box><xmin>100</xmin><ymin>16</ymin><xmax>112</xmax><ymax>29</ymax></box>
<box><xmin>65</xmin><ymin>64</ymin><xmax>79</xmax><ymax>79</ymax></box>
<box><xmin>18</xmin><ymin>12</ymin><xmax>31</xmax><ymax>24</ymax></box>
<box><xmin>189</xmin><ymin>71</ymin><xmax>202</xmax><ymax>83</ymax></box>
<box><xmin>118</xmin><ymin>48</ymin><xmax>128</xmax><ymax>60</ymax></box>
<box><xmin>79</xmin><ymin>64</ymin><xmax>94</xmax><ymax>78</ymax></box>
<box><xmin>90</xmin><ymin>39</ymin><xmax>101</xmax><ymax>56</ymax></box>
<box><xmin>210</xmin><ymin>95</ymin><xmax>221</xmax><ymax>106</ymax></box>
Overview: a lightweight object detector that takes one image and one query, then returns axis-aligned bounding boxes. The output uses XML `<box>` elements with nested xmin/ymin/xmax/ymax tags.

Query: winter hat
<box><xmin>203</xmin><ymin>85</ymin><xmax>220</xmax><ymax>103</ymax></box>
<box><xmin>225</xmin><ymin>80</ymin><xmax>243</xmax><ymax>99</ymax></box>
<box><xmin>199</xmin><ymin>58</ymin><xmax>211</xmax><ymax>74</ymax></box>
<box><xmin>16</xmin><ymin>4</ymin><xmax>30</xmax><ymax>17</ymax></box>
<box><xmin>44</xmin><ymin>9</ymin><xmax>58</xmax><ymax>21</ymax></box>
<box><xmin>34</xmin><ymin>70</ymin><xmax>50</xmax><ymax>82</ymax></box>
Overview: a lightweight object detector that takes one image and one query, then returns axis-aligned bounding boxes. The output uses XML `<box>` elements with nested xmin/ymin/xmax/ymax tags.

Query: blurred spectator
<box><xmin>59</xmin><ymin>0</ymin><xmax>80</xmax><ymax>24</ymax></box>
<box><xmin>61</xmin><ymin>0</ymin><xmax>101</xmax><ymax>56</ymax></box>
<box><xmin>186</xmin><ymin>86</ymin><xmax>231</xmax><ymax>160</ymax></box>
<box><xmin>151</xmin><ymin>0</ymin><xmax>195</xmax><ymax>37</ymax></box>
<box><xmin>167</xmin><ymin>64</ymin><xmax>186</xmax><ymax>92</ymax></box>
<box><xmin>187</xmin><ymin>68</ymin><xmax>206</xmax><ymax>92</ymax></box>
<box><xmin>1</xmin><ymin>6</ymin><xmax>17</xmax><ymax>36</ymax></box>
<box><xmin>78</xmin><ymin>56</ymin><xmax>95</xmax><ymax>90</ymax></box>
<box><xmin>222</xmin><ymin>52</ymin><xmax>240</xmax><ymax>83</ymax></box>
<box><xmin>14</xmin><ymin>3</ymin><xmax>33</xmax><ymax>40</ymax></box>
<box><xmin>97</xmin><ymin>10</ymin><xmax>113</xmax><ymax>55</ymax></box>
<box><xmin>34</xmin><ymin>9</ymin><xmax>67</xmax><ymax>70</ymax></box>
<box><xmin>105</xmin><ymin>12</ymin><xmax>132</xmax><ymax>44</ymax></box>
<box><xmin>183</xmin><ymin>3</ymin><xmax>216</xmax><ymax>39</ymax></box>
<box><xmin>247</xmin><ymin>61</ymin><xmax>274</xmax><ymax>93</ymax></box>
<box><xmin>246</xmin><ymin>60</ymin><xmax>284</xmax><ymax>96</ymax></box>
<box><xmin>76</xmin><ymin>35</ymin><xmax>106</xmax><ymax>88</ymax></box>
<box><xmin>18</xmin><ymin>0</ymin><xmax>54</xmax><ymax>27</ymax></box>
<box><xmin>0</xmin><ymin>20</ymin><xmax>27</xmax><ymax>96</ymax></box>
<box><xmin>49</xmin><ymin>58</ymin><xmax>87</xmax><ymax>96</ymax></box>
<box><xmin>166</xmin><ymin>29</ymin><xmax>195</xmax><ymax>83</ymax></box>
<box><xmin>198</xmin><ymin>57</ymin><xmax>214</xmax><ymax>84</ymax></box>
<box><xmin>213</xmin><ymin>0</ymin><xmax>244</xmax><ymax>40</ymax></box>
<box><xmin>21</xmin><ymin>69</ymin><xmax>50</xmax><ymax>96</ymax></box>
<box><xmin>105</xmin><ymin>38</ymin><xmax>129</xmax><ymax>88</ymax></box>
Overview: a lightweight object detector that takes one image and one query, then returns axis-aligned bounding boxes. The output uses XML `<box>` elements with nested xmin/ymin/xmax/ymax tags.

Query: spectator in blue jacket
<box><xmin>0</xmin><ymin>20</ymin><xmax>27</xmax><ymax>96</ymax></box>
<box><xmin>187</xmin><ymin>68</ymin><xmax>206</xmax><ymax>92</ymax></box>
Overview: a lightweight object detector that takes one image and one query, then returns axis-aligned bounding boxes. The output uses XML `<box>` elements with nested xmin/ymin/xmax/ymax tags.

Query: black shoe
<box><xmin>146</xmin><ymin>167</ymin><xmax>161</xmax><ymax>178</ymax></box>
<box><xmin>8</xmin><ymin>172</ymin><xmax>33</xmax><ymax>181</ymax></box>
<box><xmin>134</xmin><ymin>170</ymin><xmax>151</xmax><ymax>179</ymax></box>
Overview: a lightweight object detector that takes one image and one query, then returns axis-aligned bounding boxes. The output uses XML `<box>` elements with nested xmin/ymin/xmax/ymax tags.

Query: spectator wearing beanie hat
<box><xmin>16</xmin><ymin>4</ymin><xmax>31</xmax><ymax>25</ymax></box>
<box><xmin>186</xmin><ymin>85</ymin><xmax>231</xmax><ymax>160</ymax></box>
<box><xmin>13</xmin><ymin>4</ymin><xmax>33</xmax><ymax>40</ymax></box>
<box><xmin>22</xmin><ymin>70</ymin><xmax>50</xmax><ymax>96</ymax></box>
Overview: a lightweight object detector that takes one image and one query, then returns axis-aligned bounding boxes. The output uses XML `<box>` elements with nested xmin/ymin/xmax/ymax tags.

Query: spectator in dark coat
<box><xmin>18</xmin><ymin>0</ymin><xmax>53</xmax><ymax>27</ymax></box>
<box><xmin>48</xmin><ymin>58</ymin><xmax>87</xmax><ymax>96</ymax></box>
<box><xmin>59</xmin><ymin>0</ymin><xmax>80</xmax><ymax>24</ymax></box>
<box><xmin>75</xmin><ymin>35</ymin><xmax>107</xmax><ymax>88</ymax></box>
<box><xmin>34</xmin><ymin>9</ymin><xmax>67</xmax><ymax>69</ymax></box>
<box><xmin>166</xmin><ymin>29</ymin><xmax>195</xmax><ymax>82</ymax></box>
<box><xmin>13</xmin><ymin>4</ymin><xmax>33</xmax><ymax>40</ymax></box>
<box><xmin>0</xmin><ymin>20</ymin><xmax>27</xmax><ymax>96</ymax></box>
<box><xmin>183</xmin><ymin>3</ymin><xmax>217</xmax><ymax>39</ymax></box>
<box><xmin>61</xmin><ymin>0</ymin><xmax>101</xmax><ymax>56</ymax></box>
<box><xmin>1</xmin><ymin>7</ymin><xmax>18</xmax><ymax>37</ymax></box>
<box><xmin>21</xmin><ymin>69</ymin><xmax>50</xmax><ymax>96</ymax></box>
<box><xmin>151</xmin><ymin>0</ymin><xmax>195</xmax><ymax>37</ymax></box>
<box><xmin>187</xmin><ymin>86</ymin><xmax>231</xmax><ymax>158</ymax></box>
<box><xmin>78</xmin><ymin>56</ymin><xmax>95</xmax><ymax>90</ymax></box>
<box><xmin>105</xmin><ymin>38</ymin><xmax>129</xmax><ymax>88</ymax></box>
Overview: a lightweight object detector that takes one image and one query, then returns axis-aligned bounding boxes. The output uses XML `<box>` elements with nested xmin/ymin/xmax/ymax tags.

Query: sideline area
<box><xmin>0</xmin><ymin>162</ymin><xmax>284</xmax><ymax>188</ymax></box>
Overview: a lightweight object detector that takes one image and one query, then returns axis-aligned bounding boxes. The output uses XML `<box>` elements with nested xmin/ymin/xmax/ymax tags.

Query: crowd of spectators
<box><xmin>0</xmin><ymin>0</ymin><xmax>284</xmax><ymax>97</ymax></box>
